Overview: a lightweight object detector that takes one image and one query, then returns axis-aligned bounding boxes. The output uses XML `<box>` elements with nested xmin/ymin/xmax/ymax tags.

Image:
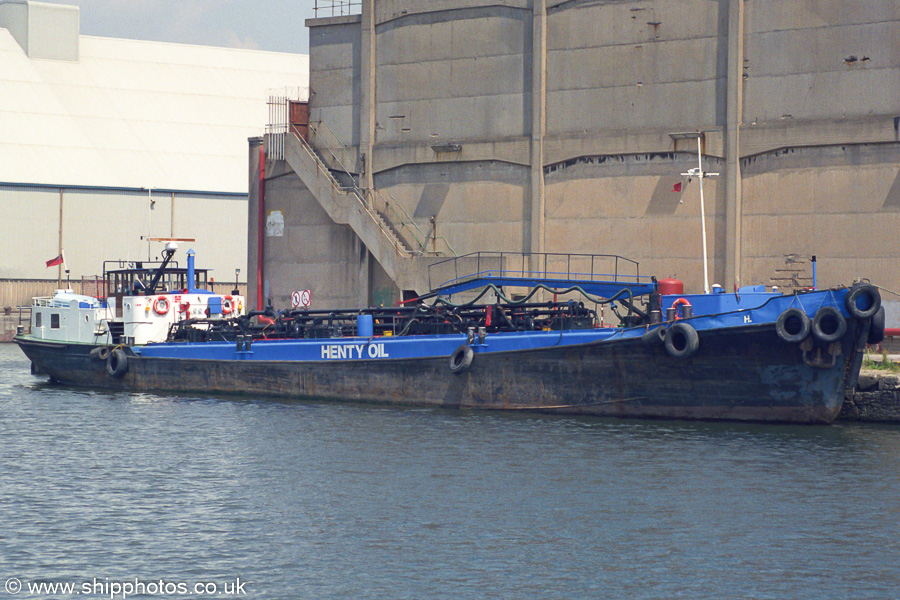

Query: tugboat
<box><xmin>14</xmin><ymin>245</ymin><xmax>883</xmax><ymax>424</ymax></box>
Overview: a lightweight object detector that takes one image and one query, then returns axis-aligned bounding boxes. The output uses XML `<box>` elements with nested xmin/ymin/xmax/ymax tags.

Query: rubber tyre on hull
<box><xmin>449</xmin><ymin>344</ymin><xmax>474</xmax><ymax>374</ymax></box>
<box><xmin>664</xmin><ymin>322</ymin><xmax>699</xmax><ymax>359</ymax></box>
<box><xmin>90</xmin><ymin>346</ymin><xmax>111</xmax><ymax>361</ymax></box>
<box><xmin>811</xmin><ymin>307</ymin><xmax>847</xmax><ymax>344</ymax></box>
<box><xmin>845</xmin><ymin>283</ymin><xmax>881</xmax><ymax>319</ymax></box>
<box><xmin>775</xmin><ymin>308</ymin><xmax>811</xmax><ymax>344</ymax></box>
<box><xmin>106</xmin><ymin>348</ymin><xmax>128</xmax><ymax>378</ymax></box>
<box><xmin>868</xmin><ymin>306</ymin><xmax>886</xmax><ymax>345</ymax></box>
<box><xmin>640</xmin><ymin>326</ymin><xmax>666</xmax><ymax>345</ymax></box>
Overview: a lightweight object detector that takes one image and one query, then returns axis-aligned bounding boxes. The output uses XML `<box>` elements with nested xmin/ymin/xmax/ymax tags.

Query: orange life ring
<box><xmin>672</xmin><ymin>297</ymin><xmax>692</xmax><ymax>320</ymax></box>
<box><xmin>153</xmin><ymin>296</ymin><xmax>170</xmax><ymax>315</ymax></box>
<box><xmin>222</xmin><ymin>295</ymin><xmax>234</xmax><ymax>316</ymax></box>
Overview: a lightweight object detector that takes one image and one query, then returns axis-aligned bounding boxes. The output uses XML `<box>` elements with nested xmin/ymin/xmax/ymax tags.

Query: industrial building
<box><xmin>0</xmin><ymin>0</ymin><xmax>308</xmax><ymax>311</ymax></box>
<box><xmin>251</xmin><ymin>0</ymin><xmax>900</xmax><ymax>315</ymax></box>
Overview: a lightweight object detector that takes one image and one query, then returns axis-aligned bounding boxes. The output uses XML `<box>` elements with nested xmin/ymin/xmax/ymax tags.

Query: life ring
<box><xmin>221</xmin><ymin>295</ymin><xmax>234</xmax><ymax>316</ymax></box>
<box><xmin>671</xmin><ymin>297</ymin><xmax>692</xmax><ymax>320</ymax></box>
<box><xmin>775</xmin><ymin>308</ymin><xmax>811</xmax><ymax>344</ymax></box>
<box><xmin>106</xmin><ymin>348</ymin><xmax>128</xmax><ymax>378</ymax></box>
<box><xmin>868</xmin><ymin>306</ymin><xmax>886</xmax><ymax>345</ymax></box>
<box><xmin>845</xmin><ymin>283</ymin><xmax>881</xmax><ymax>319</ymax></box>
<box><xmin>664</xmin><ymin>322</ymin><xmax>699</xmax><ymax>359</ymax></box>
<box><xmin>449</xmin><ymin>344</ymin><xmax>474</xmax><ymax>374</ymax></box>
<box><xmin>811</xmin><ymin>306</ymin><xmax>847</xmax><ymax>343</ymax></box>
<box><xmin>153</xmin><ymin>296</ymin><xmax>170</xmax><ymax>315</ymax></box>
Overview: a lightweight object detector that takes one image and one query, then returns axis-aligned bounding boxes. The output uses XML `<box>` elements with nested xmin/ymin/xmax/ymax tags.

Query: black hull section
<box><xmin>15</xmin><ymin>323</ymin><xmax>859</xmax><ymax>424</ymax></box>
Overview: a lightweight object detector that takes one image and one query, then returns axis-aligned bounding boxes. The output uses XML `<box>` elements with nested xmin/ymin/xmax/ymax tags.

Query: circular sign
<box><xmin>292</xmin><ymin>290</ymin><xmax>311</xmax><ymax>308</ymax></box>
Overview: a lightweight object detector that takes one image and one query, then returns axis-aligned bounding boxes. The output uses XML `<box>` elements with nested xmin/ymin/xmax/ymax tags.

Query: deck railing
<box><xmin>428</xmin><ymin>252</ymin><xmax>648</xmax><ymax>292</ymax></box>
<box><xmin>313</xmin><ymin>0</ymin><xmax>361</xmax><ymax>17</ymax></box>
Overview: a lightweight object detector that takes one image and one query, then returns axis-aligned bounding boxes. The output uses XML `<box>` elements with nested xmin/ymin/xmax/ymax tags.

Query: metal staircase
<box><xmin>280</xmin><ymin>123</ymin><xmax>454</xmax><ymax>292</ymax></box>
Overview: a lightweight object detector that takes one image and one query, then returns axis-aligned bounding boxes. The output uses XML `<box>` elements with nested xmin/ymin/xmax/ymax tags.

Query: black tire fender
<box><xmin>775</xmin><ymin>308</ymin><xmax>811</xmax><ymax>344</ymax></box>
<box><xmin>845</xmin><ymin>283</ymin><xmax>881</xmax><ymax>319</ymax></box>
<box><xmin>664</xmin><ymin>322</ymin><xmax>699</xmax><ymax>359</ymax></box>
<box><xmin>811</xmin><ymin>306</ymin><xmax>847</xmax><ymax>344</ymax></box>
<box><xmin>868</xmin><ymin>306</ymin><xmax>886</xmax><ymax>345</ymax></box>
<box><xmin>106</xmin><ymin>348</ymin><xmax>129</xmax><ymax>378</ymax></box>
<box><xmin>640</xmin><ymin>326</ymin><xmax>666</xmax><ymax>345</ymax></box>
<box><xmin>449</xmin><ymin>344</ymin><xmax>474</xmax><ymax>375</ymax></box>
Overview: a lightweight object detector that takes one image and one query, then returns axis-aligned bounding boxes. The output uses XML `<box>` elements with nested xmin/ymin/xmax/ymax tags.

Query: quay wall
<box><xmin>841</xmin><ymin>370</ymin><xmax>900</xmax><ymax>423</ymax></box>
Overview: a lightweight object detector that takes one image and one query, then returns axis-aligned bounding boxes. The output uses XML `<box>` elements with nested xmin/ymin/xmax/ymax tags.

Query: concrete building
<box><xmin>0</xmin><ymin>1</ymin><xmax>308</xmax><ymax>310</ymax></box>
<box><xmin>252</xmin><ymin>0</ymin><xmax>899</xmax><ymax>314</ymax></box>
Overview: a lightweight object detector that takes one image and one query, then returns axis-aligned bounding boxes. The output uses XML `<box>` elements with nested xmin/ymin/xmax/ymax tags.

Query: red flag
<box><xmin>672</xmin><ymin>182</ymin><xmax>682</xmax><ymax>193</ymax></box>
<box><xmin>46</xmin><ymin>254</ymin><xmax>64</xmax><ymax>267</ymax></box>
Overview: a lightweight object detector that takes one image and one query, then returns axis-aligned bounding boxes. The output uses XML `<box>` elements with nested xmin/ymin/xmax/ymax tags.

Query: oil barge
<box><xmin>14</xmin><ymin>244</ymin><xmax>885</xmax><ymax>424</ymax></box>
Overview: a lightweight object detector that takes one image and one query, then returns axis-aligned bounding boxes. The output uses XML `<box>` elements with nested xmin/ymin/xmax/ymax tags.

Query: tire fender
<box><xmin>641</xmin><ymin>326</ymin><xmax>666</xmax><ymax>345</ymax></box>
<box><xmin>845</xmin><ymin>283</ymin><xmax>881</xmax><ymax>319</ymax></box>
<box><xmin>868</xmin><ymin>306</ymin><xmax>886</xmax><ymax>346</ymax></box>
<box><xmin>449</xmin><ymin>344</ymin><xmax>474</xmax><ymax>375</ymax></box>
<box><xmin>106</xmin><ymin>348</ymin><xmax>129</xmax><ymax>378</ymax></box>
<box><xmin>811</xmin><ymin>306</ymin><xmax>847</xmax><ymax>344</ymax></box>
<box><xmin>89</xmin><ymin>347</ymin><xmax>110</xmax><ymax>361</ymax></box>
<box><xmin>664</xmin><ymin>322</ymin><xmax>699</xmax><ymax>359</ymax></box>
<box><xmin>775</xmin><ymin>308</ymin><xmax>811</xmax><ymax>344</ymax></box>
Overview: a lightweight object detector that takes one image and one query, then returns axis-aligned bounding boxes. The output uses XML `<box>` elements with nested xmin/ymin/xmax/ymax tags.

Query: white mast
<box><xmin>680</xmin><ymin>134</ymin><xmax>718</xmax><ymax>294</ymax></box>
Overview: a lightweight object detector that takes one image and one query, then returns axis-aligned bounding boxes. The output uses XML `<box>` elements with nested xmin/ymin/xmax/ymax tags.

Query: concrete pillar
<box><xmin>529</xmin><ymin>0</ymin><xmax>547</xmax><ymax>267</ymax></box>
<box><xmin>360</xmin><ymin>0</ymin><xmax>377</xmax><ymax>200</ymax></box>
<box><xmin>724</xmin><ymin>0</ymin><xmax>745</xmax><ymax>289</ymax></box>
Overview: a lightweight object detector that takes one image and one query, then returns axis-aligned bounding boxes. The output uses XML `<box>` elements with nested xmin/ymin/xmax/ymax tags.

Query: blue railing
<box><xmin>428</xmin><ymin>252</ymin><xmax>649</xmax><ymax>292</ymax></box>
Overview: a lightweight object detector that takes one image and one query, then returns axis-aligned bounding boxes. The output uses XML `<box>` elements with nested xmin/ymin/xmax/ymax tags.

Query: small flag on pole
<box><xmin>46</xmin><ymin>253</ymin><xmax>64</xmax><ymax>267</ymax></box>
<box><xmin>672</xmin><ymin>182</ymin><xmax>682</xmax><ymax>193</ymax></box>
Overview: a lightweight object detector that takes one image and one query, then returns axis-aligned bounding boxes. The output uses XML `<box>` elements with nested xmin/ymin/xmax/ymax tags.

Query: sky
<box><xmin>38</xmin><ymin>0</ymin><xmax>327</xmax><ymax>54</ymax></box>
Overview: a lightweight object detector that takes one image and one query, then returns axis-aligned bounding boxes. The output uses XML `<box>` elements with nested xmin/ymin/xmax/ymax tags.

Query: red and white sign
<box><xmin>291</xmin><ymin>290</ymin><xmax>311</xmax><ymax>308</ymax></box>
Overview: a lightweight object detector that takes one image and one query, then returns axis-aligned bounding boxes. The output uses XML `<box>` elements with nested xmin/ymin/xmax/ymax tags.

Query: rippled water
<box><xmin>2</xmin><ymin>343</ymin><xmax>900</xmax><ymax>599</ymax></box>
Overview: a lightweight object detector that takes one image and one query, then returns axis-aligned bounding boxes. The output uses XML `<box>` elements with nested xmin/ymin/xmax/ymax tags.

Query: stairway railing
<box><xmin>291</xmin><ymin>132</ymin><xmax>412</xmax><ymax>257</ymax></box>
<box><xmin>308</xmin><ymin>121</ymin><xmax>456</xmax><ymax>257</ymax></box>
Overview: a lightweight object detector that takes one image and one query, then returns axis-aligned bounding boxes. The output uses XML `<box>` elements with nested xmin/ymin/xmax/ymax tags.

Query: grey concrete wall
<box><xmin>741</xmin><ymin>143</ymin><xmax>900</xmax><ymax>290</ymax></box>
<box><xmin>308</xmin><ymin>16</ymin><xmax>362</xmax><ymax>161</ymax></box>
<box><xmin>375</xmin><ymin>160</ymin><xmax>528</xmax><ymax>253</ymax></box>
<box><xmin>543</xmin><ymin>152</ymin><xmax>727</xmax><ymax>292</ymax></box>
<box><xmin>744</xmin><ymin>1</ymin><xmax>900</xmax><ymax>124</ymax></box>
<box><xmin>546</xmin><ymin>0</ymin><xmax>726</xmax><ymax>138</ymax></box>
<box><xmin>255</xmin><ymin>162</ymin><xmax>371</xmax><ymax>311</ymax></box>
<box><xmin>376</xmin><ymin>5</ymin><xmax>532</xmax><ymax>144</ymax></box>
<box><xmin>285</xmin><ymin>0</ymin><xmax>900</xmax><ymax>304</ymax></box>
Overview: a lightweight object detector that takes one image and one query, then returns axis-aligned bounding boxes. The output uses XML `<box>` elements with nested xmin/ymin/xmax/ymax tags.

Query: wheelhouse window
<box><xmin>35</xmin><ymin>312</ymin><xmax>42</xmax><ymax>327</ymax></box>
<box><xmin>50</xmin><ymin>313</ymin><xmax>60</xmax><ymax>329</ymax></box>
